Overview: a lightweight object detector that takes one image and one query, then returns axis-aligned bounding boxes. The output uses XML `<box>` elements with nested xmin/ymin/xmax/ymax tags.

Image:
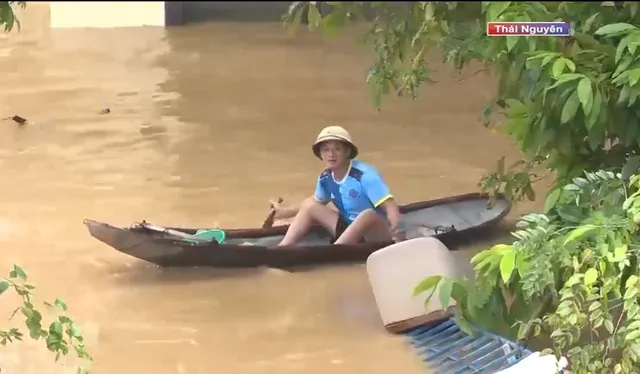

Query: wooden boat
<box><xmin>83</xmin><ymin>192</ymin><xmax>511</xmax><ymax>268</ymax></box>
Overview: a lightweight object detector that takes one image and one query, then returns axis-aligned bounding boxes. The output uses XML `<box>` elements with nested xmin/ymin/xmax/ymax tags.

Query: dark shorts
<box><xmin>331</xmin><ymin>216</ymin><xmax>350</xmax><ymax>244</ymax></box>
<box><xmin>331</xmin><ymin>216</ymin><xmax>368</xmax><ymax>244</ymax></box>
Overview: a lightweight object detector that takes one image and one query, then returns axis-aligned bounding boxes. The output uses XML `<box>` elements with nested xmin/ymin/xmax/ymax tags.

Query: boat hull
<box><xmin>84</xmin><ymin>193</ymin><xmax>511</xmax><ymax>268</ymax></box>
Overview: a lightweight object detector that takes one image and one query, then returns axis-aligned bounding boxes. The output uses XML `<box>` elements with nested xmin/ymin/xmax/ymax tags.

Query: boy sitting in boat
<box><xmin>271</xmin><ymin>126</ymin><xmax>405</xmax><ymax>246</ymax></box>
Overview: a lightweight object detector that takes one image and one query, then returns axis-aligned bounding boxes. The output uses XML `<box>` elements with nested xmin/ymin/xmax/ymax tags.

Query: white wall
<box><xmin>49</xmin><ymin>1</ymin><xmax>165</xmax><ymax>28</ymax></box>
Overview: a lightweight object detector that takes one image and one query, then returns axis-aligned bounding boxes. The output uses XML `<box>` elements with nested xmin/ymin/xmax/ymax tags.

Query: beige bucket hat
<box><xmin>312</xmin><ymin>126</ymin><xmax>359</xmax><ymax>159</ymax></box>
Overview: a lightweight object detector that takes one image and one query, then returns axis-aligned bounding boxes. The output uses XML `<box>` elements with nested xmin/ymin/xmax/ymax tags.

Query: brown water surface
<box><xmin>0</xmin><ymin>5</ymin><xmax>530</xmax><ymax>374</ymax></box>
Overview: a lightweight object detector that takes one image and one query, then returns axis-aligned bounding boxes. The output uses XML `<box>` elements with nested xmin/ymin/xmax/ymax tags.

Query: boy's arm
<box><xmin>361</xmin><ymin>171</ymin><xmax>401</xmax><ymax>231</ymax></box>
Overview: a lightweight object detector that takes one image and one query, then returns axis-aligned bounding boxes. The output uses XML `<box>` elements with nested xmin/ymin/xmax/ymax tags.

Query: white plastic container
<box><xmin>366</xmin><ymin>237</ymin><xmax>466</xmax><ymax>333</ymax></box>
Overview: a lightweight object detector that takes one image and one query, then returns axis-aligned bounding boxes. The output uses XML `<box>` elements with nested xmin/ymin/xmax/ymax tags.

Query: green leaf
<box><xmin>546</xmin><ymin>73</ymin><xmax>585</xmax><ymax>93</ymax></box>
<box><xmin>515</xmin><ymin>251</ymin><xmax>528</xmax><ymax>276</ymax></box>
<box><xmin>454</xmin><ymin>307</ymin><xmax>473</xmax><ymax>335</ymax></box>
<box><xmin>470</xmin><ymin>250</ymin><xmax>493</xmax><ymax>266</ymax></box>
<box><xmin>582</xmin><ymin>12</ymin><xmax>600</xmax><ymax>33</ymax></box>
<box><xmin>284</xmin><ymin>2</ymin><xmax>305</xmax><ymax>34</ymax></box>
<box><xmin>587</xmin><ymin>88</ymin><xmax>602</xmax><ymax>129</ymax></box>
<box><xmin>485</xmin><ymin>2</ymin><xmax>512</xmax><ymax>21</ymax></box>
<box><xmin>540</xmin><ymin>53</ymin><xmax>558</xmax><ymax>67</ymax></box>
<box><xmin>627</xmin><ymin>275</ymin><xmax>639</xmax><ymax>289</ymax></box>
<box><xmin>438</xmin><ymin>279</ymin><xmax>453</xmax><ymax>309</ymax></box>
<box><xmin>577</xmin><ymin>78</ymin><xmax>593</xmax><ymax>115</ymax></box>
<box><xmin>0</xmin><ymin>281</ymin><xmax>10</xmax><ymax>295</ymax></box>
<box><xmin>616</xmin><ymin>35</ymin><xmax>630</xmax><ymax>64</ymax></box>
<box><xmin>320</xmin><ymin>8</ymin><xmax>350</xmax><ymax>38</ymax></box>
<box><xmin>605</xmin><ymin>319</ymin><xmax>615</xmax><ymax>334</ymax></box>
<box><xmin>614</xmin><ymin>56</ymin><xmax>633</xmax><ymax>78</ymax></box>
<box><xmin>615</xmin><ymin>245</ymin><xmax>628</xmax><ymax>260</ymax></box>
<box><xmin>543</xmin><ymin>188</ymin><xmax>561</xmax><ymax>213</ymax></box>
<box><xmin>307</xmin><ymin>4</ymin><xmax>322</xmax><ymax>30</ymax></box>
<box><xmin>12</xmin><ymin>265</ymin><xmax>27</xmax><ymax>281</ymax></box>
<box><xmin>506</xmin><ymin>36</ymin><xmax>518</xmax><ymax>52</ymax></box>
<box><xmin>622</xmin><ymin>156</ymin><xmax>640</xmax><ymax>180</ymax></box>
<box><xmin>630</xmin><ymin>40</ymin><xmax>640</xmax><ymax>56</ymax></box>
<box><xmin>413</xmin><ymin>275</ymin><xmax>441</xmax><ymax>297</ymax></box>
<box><xmin>492</xmin><ymin>244</ymin><xmax>513</xmax><ymax>255</ymax></box>
<box><xmin>505</xmin><ymin>99</ymin><xmax>527</xmax><ymax>117</ymax></box>
<box><xmin>527</xmin><ymin>51</ymin><xmax>554</xmax><ymax>63</ymax></box>
<box><xmin>70</xmin><ymin>322</ymin><xmax>82</xmax><ymax>338</ymax></box>
<box><xmin>564</xmin><ymin>224</ymin><xmax>597</xmax><ymax>245</ymax></box>
<box><xmin>556</xmin><ymin>73</ymin><xmax>586</xmax><ymax>82</ymax></box>
<box><xmin>561</xmin><ymin>91</ymin><xmax>580</xmax><ymax>124</ymax></box>
<box><xmin>588</xmin><ymin>301</ymin><xmax>602</xmax><ymax>312</ymax></box>
<box><xmin>564</xmin><ymin>58</ymin><xmax>576</xmax><ymax>72</ymax></box>
<box><xmin>584</xmin><ymin>268</ymin><xmax>598</xmax><ymax>286</ymax></box>
<box><xmin>499</xmin><ymin>249</ymin><xmax>516</xmax><ymax>284</ymax></box>
<box><xmin>569</xmin><ymin>314</ymin><xmax>578</xmax><ymax>325</ymax></box>
<box><xmin>49</xmin><ymin>320</ymin><xmax>63</xmax><ymax>336</ymax></box>
<box><xmin>595</xmin><ymin>23</ymin><xmax>637</xmax><ymax>36</ymax></box>
<box><xmin>53</xmin><ymin>298</ymin><xmax>67</xmax><ymax>312</ymax></box>
<box><xmin>552</xmin><ymin>58</ymin><xmax>566</xmax><ymax>78</ymax></box>
<box><xmin>626</xmin><ymin>329</ymin><xmax>640</xmax><ymax>341</ymax></box>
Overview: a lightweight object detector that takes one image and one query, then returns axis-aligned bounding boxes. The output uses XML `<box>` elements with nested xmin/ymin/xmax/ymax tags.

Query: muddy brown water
<box><xmin>0</xmin><ymin>5</ymin><xmax>538</xmax><ymax>374</ymax></box>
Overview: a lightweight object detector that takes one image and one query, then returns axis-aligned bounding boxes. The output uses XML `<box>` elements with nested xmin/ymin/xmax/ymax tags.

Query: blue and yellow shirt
<box><xmin>314</xmin><ymin>160</ymin><xmax>393</xmax><ymax>224</ymax></box>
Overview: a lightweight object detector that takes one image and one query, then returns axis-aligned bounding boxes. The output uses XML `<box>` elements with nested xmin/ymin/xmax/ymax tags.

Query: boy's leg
<box><xmin>333</xmin><ymin>209</ymin><xmax>392</xmax><ymax>245</ymax></box>
<box><xmin>278</xmin><ymin>198</ymin><xmax>339</xmax><ymax>246</ymax></box>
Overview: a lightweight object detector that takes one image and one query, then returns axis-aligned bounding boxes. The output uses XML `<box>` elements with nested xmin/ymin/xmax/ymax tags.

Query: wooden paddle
<box><xmin>262</xmin><ymin>197</ymin><xmax>284</xmax><ymax>229</ymax></box>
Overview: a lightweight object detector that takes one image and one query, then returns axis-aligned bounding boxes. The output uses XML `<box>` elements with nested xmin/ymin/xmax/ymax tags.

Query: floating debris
<box><xmin>2</xmin><ymin>115</ymin><xmax>27</xmax><ymax>125</ymax></box>
<box><xmin>262</xmin><ymin>267</ymin><xmax>292</xmax><ymax>276</ymax></box>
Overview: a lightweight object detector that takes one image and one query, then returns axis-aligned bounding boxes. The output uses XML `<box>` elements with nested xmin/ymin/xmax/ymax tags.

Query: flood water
<box><xmin>0</xmin><ymin>4</ymin><xmax>531</xmax><ymax>374</ymax></box>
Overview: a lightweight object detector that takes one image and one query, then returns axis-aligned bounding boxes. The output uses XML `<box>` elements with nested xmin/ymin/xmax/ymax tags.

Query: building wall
<box><xmin>178</xmin><ymin>2</ymin><xmax>293</xmax><ymax>24</ymax></box>
<box><xmin>43</xmin><ymin>1</ymin><xmax>394</xmax><ymax>29</ymax></box>
<box><xmin>46</xmin><ymin>1</ymin><xmax>296</xmax><ymax>28</ymax></box>
<box><xmin>173</xmin><ymin>2</ymin><xmax>411</xmax><ymax>25</ymax></box>
<box><xmin>49</xmin><ymin>1</ymin><xmax>165</xmax><ymax>28</ymax></box>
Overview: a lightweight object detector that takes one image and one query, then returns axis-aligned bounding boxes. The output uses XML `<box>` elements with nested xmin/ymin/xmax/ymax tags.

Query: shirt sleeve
<box><xmin>314</xmin><ymin>176</ymin><xmax>330</xmax><ymax>202</ymax></box>
<box><xmin>361</xmin><ymin>169</ymin><xmax>393</xmax><ymax>207</ymax></box>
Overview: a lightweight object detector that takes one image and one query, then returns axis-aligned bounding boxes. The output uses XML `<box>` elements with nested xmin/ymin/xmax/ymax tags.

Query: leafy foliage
<box><xmin>0</xmin><ymin>2</ymin><xmax>92</xmax><ymax>372</ymax></box>
<box><xmin>414</xmin><ymin>170</ymin><xmax>640</xmax><ymax>374</ymax></box>
<box><xmin>284</xmin><ymin>2</ymin><xmax>640</xmax><ymax>208</ymax></box>
<box><xmin>0</xmin><ymin>266</ymin><xmax>92</xmax><ymax>365</ymax></box>
<box><xmin>0</xmin><ymin>1</ymin><xmax>24</xmax><ymax>31</ymax></box>
<box><xmin>283</xmin><ymin>2</ymin><xmax>640</xmax><ymax>371</ymax></box>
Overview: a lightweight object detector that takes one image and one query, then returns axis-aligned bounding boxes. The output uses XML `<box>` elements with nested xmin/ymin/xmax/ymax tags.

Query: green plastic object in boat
<box><xmin>192</xmin><ymin>229</ymin><xmax>226</xmax><ymax>244</ymax></box>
